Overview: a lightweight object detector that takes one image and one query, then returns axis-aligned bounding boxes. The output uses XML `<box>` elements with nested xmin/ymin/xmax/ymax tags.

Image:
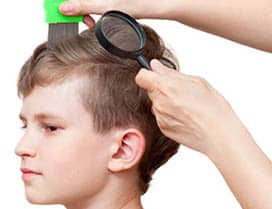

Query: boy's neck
<box><xmin>65</xmin><ymin>184</ymin><xmax>143</xmax><ymax>209</ymax></box>
<box><xmin>116</xmin><ymin>194</ymin><xmax>143</xmax><ymax>209</ymax></box>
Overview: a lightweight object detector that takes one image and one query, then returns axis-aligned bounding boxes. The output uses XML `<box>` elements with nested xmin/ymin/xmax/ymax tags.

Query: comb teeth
<box><xmin>48</xmin><ymin>23</ymin><xmax>79</xmax><ymax>49</ymax></box>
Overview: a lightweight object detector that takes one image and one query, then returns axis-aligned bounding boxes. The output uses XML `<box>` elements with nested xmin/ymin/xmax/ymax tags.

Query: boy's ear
<box><xmin>108</xmin><ymin>129</ymin><xmax>146</xmax><ymax>172</ymax></box>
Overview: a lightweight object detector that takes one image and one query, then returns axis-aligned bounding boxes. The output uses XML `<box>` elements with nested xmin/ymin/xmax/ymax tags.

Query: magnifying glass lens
<box><xmin>95</xmin><ymin>10</ymin><xmax>151</xmax><ymax>69</ymax></box>
<box><xmin>101</xmin><ymin>16</ymin><xmax>141</xmax><ymax>51</ymax></box>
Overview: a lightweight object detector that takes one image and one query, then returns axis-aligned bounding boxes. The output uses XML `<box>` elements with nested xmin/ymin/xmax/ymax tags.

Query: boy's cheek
<box><xmin>40</xmin><ymin>140</ymin><xmax>105</xmax><ymax>174</ymax></box>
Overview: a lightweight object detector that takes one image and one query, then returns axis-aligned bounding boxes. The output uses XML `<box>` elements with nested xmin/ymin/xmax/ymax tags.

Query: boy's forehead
<box><xmin>27</xmin><ymin>76</ymin><xmax>87</xmax><ymax>99</ymax></box>
<box><xmin>20</xmin><ymin>77</ymin><xmax>89</xmax><ymax>119</ymax></box>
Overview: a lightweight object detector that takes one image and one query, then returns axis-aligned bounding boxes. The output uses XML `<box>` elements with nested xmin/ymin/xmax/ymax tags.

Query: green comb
<box><xmin>44</xmin><ymin>0</ymin><xmax>83</xmax><ymax>48</ymax></box>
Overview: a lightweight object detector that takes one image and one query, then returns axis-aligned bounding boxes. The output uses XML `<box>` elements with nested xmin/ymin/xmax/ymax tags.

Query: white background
<box><xmin>0</xmin><ymin>1</ymin><xmax>271</xmax><ymax>209</ymax></box>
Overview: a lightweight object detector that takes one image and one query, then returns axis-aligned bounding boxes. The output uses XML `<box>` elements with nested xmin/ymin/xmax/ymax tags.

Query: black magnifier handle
<box><xmin>137</xmin><ymin>55</ymin><xmax>151</xmax><ymax>70</ymax></box>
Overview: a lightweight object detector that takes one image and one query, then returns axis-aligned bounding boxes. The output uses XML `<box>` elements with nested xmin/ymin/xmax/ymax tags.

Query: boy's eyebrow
<box><xmin>34</xmin><ymin>113</ymin><xmax>62</xmax><ymax>120</ymax></box>
<box><xmin>19</xmin><ymin>113</ymin><xmax>63</xmax><ymax>121</ymax></box>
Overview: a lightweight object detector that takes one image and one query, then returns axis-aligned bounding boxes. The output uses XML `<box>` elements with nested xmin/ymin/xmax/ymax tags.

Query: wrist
<box><xmin>205</xmin><ymin>115</ymin><xmax>253</xmax><ymax>163</ymax></box>
<box><xmin>204</xmin><ymin>119</ymin><xmax>272</xmax><ymax>209</ymax></box>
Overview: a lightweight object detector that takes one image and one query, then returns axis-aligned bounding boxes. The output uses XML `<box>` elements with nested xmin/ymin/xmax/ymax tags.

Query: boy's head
<box><xmin>16</xmin><ymin>25</ymin><xmax>180</xmax><ymax>205</ymax></box>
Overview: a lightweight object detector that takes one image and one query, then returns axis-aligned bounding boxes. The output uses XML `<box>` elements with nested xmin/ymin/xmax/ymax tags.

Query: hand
<box><xmin>59</xmin><ymin>0</ymin><xmax>174</xmax><ymax>27</ymax></box>
<box><xmin>59</xmin><ymin>0</ymin><xmax>272</xmax><ymax>52</ymax></box>
<box><xmin>136</xmin><ymin>59</ymin><xmax>247</xmax><ymax>157</ymax></box>
<box><xmin>137</xmin><ymin>61</ymin><xmax>272</xmax><ymax>209</ymax></box>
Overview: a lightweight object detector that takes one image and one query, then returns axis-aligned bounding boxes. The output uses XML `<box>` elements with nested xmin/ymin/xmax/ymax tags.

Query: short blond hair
<box><xmin>18</xmin><ymin>25</ymin><xmax>180</xmax><ymax>194</ymax></box>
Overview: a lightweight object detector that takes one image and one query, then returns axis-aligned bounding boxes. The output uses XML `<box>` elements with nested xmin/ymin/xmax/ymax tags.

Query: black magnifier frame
<box><xmin>95</xmin><ymin>10</ymin><xmax>151</xmax><ymax>69</ymax></box>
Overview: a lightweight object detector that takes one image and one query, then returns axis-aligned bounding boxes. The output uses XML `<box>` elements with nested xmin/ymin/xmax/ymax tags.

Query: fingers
<box><xmin>150</xmin><ymin>59</ymin><xmax>173</xmax><ymax>74</ymax></box>
<box><xmin>136</xmin><ymin>59</ymin><xmax>184</xmax><ymax>93</ymax></box>
<box><xmin>135</xmin><ymin>69</ymin><xmax>159</xmax><ymax>93</ymax></box>
<box><xmin>59</xmin><ymin>0</ymin><xmax>102</xmax><ymax>16</ymax></box>
<box><xmin>135</xmin><ymin>59</ymin><xmax>172</xmax><ymax>91</ymax></box>
<box><xmin>135</xmin><ymin>59</ymin><xmax>179</xmax><ymax>99</ymax></box>
<box><xmin>59</xmin><ymin>1</ymin><xmax>79</xmax><ymax>15</ymax></box>
<box><xmin>83</xmin><ymin>15</ymin><xmax>96</xmax><ymax>28</ymax></box>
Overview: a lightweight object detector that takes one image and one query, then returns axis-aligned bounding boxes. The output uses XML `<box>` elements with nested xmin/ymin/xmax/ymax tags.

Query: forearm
<box><xmin>165</xmin><ymin>0</ymin><xmax>272</xmax><ymax>52</ymax></box>
<box><xmin>207</xmin><ymin>122</ymin><xmax>272</xmax><ymax>209</ymax></box>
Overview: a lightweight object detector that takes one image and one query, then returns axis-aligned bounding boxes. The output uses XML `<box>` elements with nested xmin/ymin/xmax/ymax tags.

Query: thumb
<box><xmin>59</xmin><ymin>0</ymin><xmax>101</xmax><ymax>16</ymax></box>
<box><xmin>135</xmin><ymin>69</ymin><xmax>160</xmax><ymax>93</ymax></box>
<box><xmin>151</xmin><ymin>59</ymin><xmax>171</xmax><ymax>74</ymax></box>
<box><xmin>151</xmin><ymin>59</ymin><xmax>180</xmax><ymax>76</ymax></box>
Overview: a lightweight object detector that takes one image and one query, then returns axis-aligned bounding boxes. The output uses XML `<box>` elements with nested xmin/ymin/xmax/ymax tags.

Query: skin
<box><xmin>136</xmin><ymin>60</ymin><xmax>272</xmax><ymax>209</ymax></box>
<box><xmin>59</xmin><ymin>0</ymin><xmax>272</xmax><ymax>52</ymax></box>
<box><xmin>15</xmin><ymin>77</ymin><xmax>145</xmax><ymax>209</ymax></box>
<box><xmin>58</xmin><ymin>2</ymin><xmax>272</xmax><ymax>208</ymax></box>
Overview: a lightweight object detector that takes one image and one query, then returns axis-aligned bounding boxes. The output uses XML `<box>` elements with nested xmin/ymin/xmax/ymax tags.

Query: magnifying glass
<box><xmin>95</xmin><ymin>10</ymin><xmax>151</xmax><ymax>69</ymax></box>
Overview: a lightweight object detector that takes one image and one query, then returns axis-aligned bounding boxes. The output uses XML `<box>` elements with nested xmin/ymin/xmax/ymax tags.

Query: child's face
<box><xmin>16</xmin><ymin>77</ymin><xmax>112</xmax><ymax>205</ymax></box>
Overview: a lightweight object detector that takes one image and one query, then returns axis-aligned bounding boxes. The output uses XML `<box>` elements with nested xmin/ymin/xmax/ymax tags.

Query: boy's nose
<box><xmin>15</xmin><ymin>135</ymin><xmax>37</xmax><ymax>158</ymax></box>
<box><xmin>15</xmin><ymin>145</ymin><xmax>36</xmax><ymax>158</ymax></box>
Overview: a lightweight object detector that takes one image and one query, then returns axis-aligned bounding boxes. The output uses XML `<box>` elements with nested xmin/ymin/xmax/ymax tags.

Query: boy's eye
<box><xmin>41</xmin><ymin>123</ymin><xmax>61</xmax><ymax>133</ymax></box>
<box><xmin>44</xmin><ymin>125</ymin><xmax>59</xmax><ymax>132</ymax></box>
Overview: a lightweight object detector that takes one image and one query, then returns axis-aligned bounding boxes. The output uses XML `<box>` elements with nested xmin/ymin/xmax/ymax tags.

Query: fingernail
<box><xmin>60</xmin><ymin>3</ymin><xmax>73</xmax><ymax>13</ymax></box>
<box><xmin>84</xmin><ymin>16</ymin><xmax>96</xmax><ymax>27</ymax></box>
<box><xmin>84</xmin><ymin>16</ymin><xmax>91</xmax><ymax>25</ymax></box>
<box><xmin>135</xmin><ymin>68</ymin><xmax>145</xmax><ymax>81</ymax></box>
<box><xmin>151</xmin><ymin>59</ymin><xmax>163</xmax><ymax>71</ymax></box>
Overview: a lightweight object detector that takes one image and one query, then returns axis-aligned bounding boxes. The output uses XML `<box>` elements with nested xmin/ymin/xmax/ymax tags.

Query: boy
<box><xmin>15</xmin><ymin>25</ymin><xmax>179</xmax><ymax>209</ymax></box>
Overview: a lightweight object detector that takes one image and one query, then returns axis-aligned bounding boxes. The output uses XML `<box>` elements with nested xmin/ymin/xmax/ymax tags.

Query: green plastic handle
<box><xmin>44</xmin><ymin>0</ymin><xmax>83</xmax><ymax>23</ymax></box>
